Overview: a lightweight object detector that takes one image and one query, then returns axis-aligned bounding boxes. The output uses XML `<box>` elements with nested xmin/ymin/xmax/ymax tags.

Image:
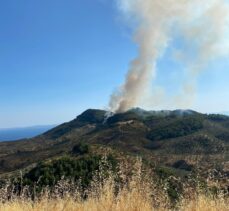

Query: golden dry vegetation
<box><xmin>0</xmin><ymin>159</ymin><xmax>228</xmax><ymax>211</ymax></box>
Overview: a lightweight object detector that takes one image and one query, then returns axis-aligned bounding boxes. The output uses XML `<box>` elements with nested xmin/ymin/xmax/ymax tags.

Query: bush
<box><xmin>72</xmin><ymin>143</ymin><xmax>90</xmax><ymax>155</ymax></box>
<box><xmin>172</xmin><ymin>160</ymin><xmax>193</xmax><ymax>171</ymax></box>
<box><xmin>22</xmin><ymin>155</ymin><xmax>117</xmax><ymax>190</ymax></box>
<box><xmin>155</xmin><ymin>166</ymin><xmax>183</xmax><ymax>201</ymax></box>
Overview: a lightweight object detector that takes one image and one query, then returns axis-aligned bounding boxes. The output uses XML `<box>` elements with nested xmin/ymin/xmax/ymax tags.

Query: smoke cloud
<box><xmin>109</xmin><ymin>0</ymin><xmax>229</xmax><ymax>113</ymax></box>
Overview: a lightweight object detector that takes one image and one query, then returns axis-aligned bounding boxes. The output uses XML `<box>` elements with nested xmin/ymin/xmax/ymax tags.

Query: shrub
<box><xmin>72</xmin><ymin>142</ymin><xmax>90</xmax><ymax>155</ymax></box>
<box><xmin>22</xmin><ymin>155</ymin><xmax>117</xmax><ymax>190</ymax></box>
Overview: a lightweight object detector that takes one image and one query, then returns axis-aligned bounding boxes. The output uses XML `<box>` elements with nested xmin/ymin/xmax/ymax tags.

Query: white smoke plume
<box><xmin>109</xmin><ymin>0</ymin><xmax>229</xmax><ymax>113</ymax></box>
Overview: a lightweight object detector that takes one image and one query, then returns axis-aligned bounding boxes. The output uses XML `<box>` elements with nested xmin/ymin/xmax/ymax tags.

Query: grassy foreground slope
<box><xmin>0</xmin><ymin>158</ymin><xmax>228</xmax><ymax>211</ymax></box>
<box><xmin>1</xmin><ymin>186</ymin><xmax>228</xmax><ymax>211</ymax></box>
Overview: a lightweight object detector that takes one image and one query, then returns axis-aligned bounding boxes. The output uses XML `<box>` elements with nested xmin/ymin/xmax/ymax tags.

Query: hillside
<box><xmin>0</xmin><ymin>108</ymin><xmax>229</xmax><ymax>178</ymax></box>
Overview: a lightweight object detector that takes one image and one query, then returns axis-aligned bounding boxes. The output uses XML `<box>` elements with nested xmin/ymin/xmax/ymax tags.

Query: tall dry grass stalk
<box><xmin>0</xmin><ymin>157</ymin><xmax>228</xmax><ymax>211</ymax></box>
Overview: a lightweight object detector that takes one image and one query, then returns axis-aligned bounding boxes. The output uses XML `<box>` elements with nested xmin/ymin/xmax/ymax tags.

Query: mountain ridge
<box><xmin>0</xmin><ymin>108</ymin><xmax>229</xmax><ymax>177</ymax></box>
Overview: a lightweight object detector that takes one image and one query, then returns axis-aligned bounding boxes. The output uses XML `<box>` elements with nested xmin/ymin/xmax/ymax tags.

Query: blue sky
<box><xmin>0</xmin><ymin>0</ymin><xmax>229</xmax><ymax>127</ymax></box>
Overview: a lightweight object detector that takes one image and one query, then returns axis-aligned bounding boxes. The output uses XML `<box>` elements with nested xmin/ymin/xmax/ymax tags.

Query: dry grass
<box><xmin>0</xmin><ymin>189</ymin><xmax>228</xmax><ymax>211</ymax></box>
<box><xmin>0</xmin><ymin>158</ymin><xmax>228</xmax><ymax>211</ymax></box>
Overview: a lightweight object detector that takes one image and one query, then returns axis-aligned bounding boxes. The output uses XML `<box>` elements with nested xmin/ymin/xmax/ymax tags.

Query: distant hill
<box><xmin>0</xmin><ymin>108</ymin><xmax>228</xmax><ymax>178</ymax></box>
<box><xmin>221</xmin><ymin>111</ymin><xmax>229</xmax><ymax>116</ymax></box>
<box><xmin>0</xmin><ymin>125</ymin><xmax>56</xmax><ymax>142</ymax></box>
